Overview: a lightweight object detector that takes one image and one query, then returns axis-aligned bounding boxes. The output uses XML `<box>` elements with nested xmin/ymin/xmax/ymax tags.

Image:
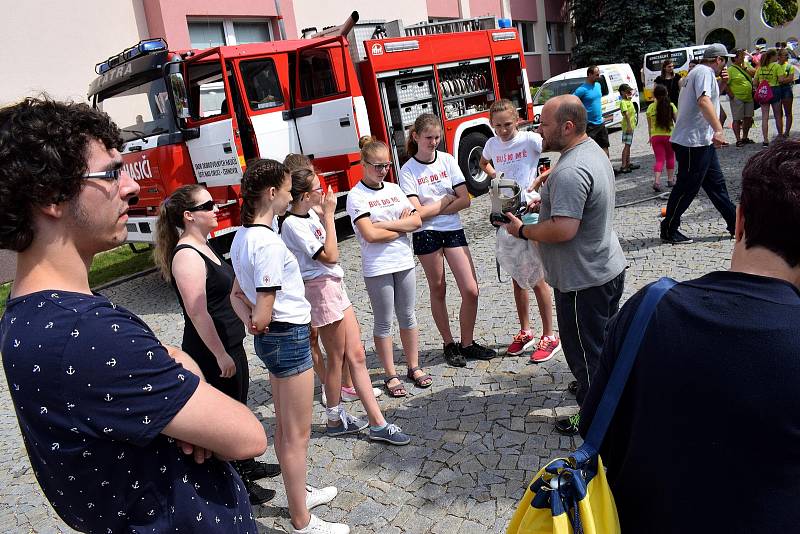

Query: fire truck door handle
<box><xmin>223</xmin><ymin>143</ymin><xmax>232</xmax><ymax>154</ymax></box>
<box><xmin>339</xmin><ymin>117</ymin><xmax>351</xmax><ymax>127</ymax></box>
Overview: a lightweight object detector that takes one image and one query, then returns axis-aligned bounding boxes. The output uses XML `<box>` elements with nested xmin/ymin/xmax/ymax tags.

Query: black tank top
<box><xmin>170</xmin><ymin>244</ymin><xmax>246</xmax><ymax>355</ymax></box>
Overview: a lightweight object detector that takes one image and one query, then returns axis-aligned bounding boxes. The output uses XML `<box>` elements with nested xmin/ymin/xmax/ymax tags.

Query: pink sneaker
<box><xmin>530</xmin><ymin>335</ymin><xmax>562</xmax><ymax>363</ymax></box>
<box><xmin>341</xmin><ymin>386</ymin><xmax>383</xmax><ymax>402</ymax></box>
<box><xmin>507</xmin><ymin>329</ymin><xmax>536</xmax><ymax>356</ymax></box>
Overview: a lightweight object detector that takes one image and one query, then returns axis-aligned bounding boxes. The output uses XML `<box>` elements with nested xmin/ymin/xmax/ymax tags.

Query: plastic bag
<box><xmin>495</xmin><ymin>226</ymin><xmax>545</xmax><ymax>290</ymax></box>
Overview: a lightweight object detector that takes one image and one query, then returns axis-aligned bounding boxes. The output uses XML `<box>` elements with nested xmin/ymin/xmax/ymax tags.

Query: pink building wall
<box><xmin>469</xmin><ymin>0</ymin><xmax>502</xmax><ymax>17</ymax></box>
<box><xmin>510</xmin><ymin>0</ymin><xmax>537</xmax><ymax>20</ymax></box>
<box><xmin>548</xmin><ymin>53</ymin><xmax>570</xmax><ymax>74</ymax></box>
<box><xmin>523</xmin><ymin>54</ymin><xmax>544</xmax><ymax>82</ymax></box>
<box><xmin>142</xmin><ymin>0</ymin><xmax>295</xmax><ymax>49</ymax></box>
<box><xmin>426</xmin><ymin>0</ymin><xmax>461</xmax><ymax>19</ymax></box>
<box><xmin>544</xmin><ymin>0</ymin><xmax>568</xmax><ymax>22</ymax></box>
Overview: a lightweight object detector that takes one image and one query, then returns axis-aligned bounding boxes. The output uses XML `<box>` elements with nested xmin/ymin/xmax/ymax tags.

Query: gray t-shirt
<box><xmin>538</xmin><ymin>138</ymin><xmax>626</xmax><ymax>292</ymax></box>
<box><xmin>670</xmin><ymin>64</ymin><xmax>719</xmax><ymax>147</ymax></box>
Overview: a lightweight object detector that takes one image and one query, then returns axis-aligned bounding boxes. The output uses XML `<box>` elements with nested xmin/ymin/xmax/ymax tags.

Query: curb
<box><xmin>92</xmin><ymin>266</ymin><xmax>158</xmax><ymax>292</ymax></box>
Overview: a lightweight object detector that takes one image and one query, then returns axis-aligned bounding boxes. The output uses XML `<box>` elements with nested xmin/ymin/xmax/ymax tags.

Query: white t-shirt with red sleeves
<box><xmin>230</xmin><ymin>224</ymin><xmax>311</xmax><ymax>325</ymax></box>
<box><xmin>482</xmin><ymin>130</ymin><xmax>543</xmax><ymax>203</ymax></box>
<box><xmin>398</xmin><ymin>151</ymin><xmax>466</xmax><ymax>232</ymax></box>
<box><xmin>345</xmin><ymin>180</ymin><xmax>416</xmax><ymax>278</ymax></box>
<box><xmin>280</xmin><ymin>210</ymin><xmax>345</xmax><ymax>281</ymax></box>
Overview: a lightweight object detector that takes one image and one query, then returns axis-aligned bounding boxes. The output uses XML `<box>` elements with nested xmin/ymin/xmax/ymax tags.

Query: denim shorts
<box><xmin>777</xmin><ymin>85</ymin><xmax>794</xmax><ymax>101</ymax></box>
<box><xmin>254</xmin><ymin>322</ymin><xmax>313</xmax><ymax>378</ymax></box>
<box><xmin>621</xmin><ymin>131</ymin><xmax>634</xmax><ymax>145</ymax></box>
<box><xmin>412</xmin><ymin>229</ymin><xmax>468</xmax><ymax>255</ymax></box>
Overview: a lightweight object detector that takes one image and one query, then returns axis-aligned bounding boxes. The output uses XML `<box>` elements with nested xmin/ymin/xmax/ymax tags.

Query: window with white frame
<box><xmin>546</xmin><ymin>22</ymin><xmax>567</xmax><ymax>52</ymax></box>
<box><xmin>514</xmin><ymin>21</ymin><xmax>535</xmax><ymax>53</ymax></box>
<box><xmin>188</xmin><ymin>18</ymin><xmax>273</xmax><ymax>49</ymax></box>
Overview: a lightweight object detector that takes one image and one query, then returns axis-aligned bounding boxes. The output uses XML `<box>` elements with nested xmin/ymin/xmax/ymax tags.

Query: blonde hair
<box><xmin>489</xmin><ymin>99</ymin><xmax>519</xmax><ymax>122</ymax></box>
<box><xmin>405</xmin><ymin>114</ymin><xmax>441</xmax><ymax>157</ymax></box>
<box><xmin>359</xmin><ymin>135</ymin><xmax>389</xmax><ymax>163</ymax></box>
<box><xmin>283</xmin><ymin>153</ymin><xmax>314</xmax><ymax>173</ymax></box>
<box><xmin>153</xmin><ymin>184</ymin><xmax>205</xmax><ymax>282</ymax></box>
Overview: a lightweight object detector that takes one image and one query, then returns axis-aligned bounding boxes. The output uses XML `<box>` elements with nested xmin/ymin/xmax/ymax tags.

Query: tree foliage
<box><xmin>567</xmin><ymin>0</ymin><xmax>695</xmax><ymax>87</ymax></box>
<box><xmin>762</xmin><ymin>0</ymin><xmax>798</xmax><ymax>27</ymax></box>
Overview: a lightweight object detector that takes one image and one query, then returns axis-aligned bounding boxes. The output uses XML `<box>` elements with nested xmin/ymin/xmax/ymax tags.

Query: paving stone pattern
<box><xmin>1</xmin><ymin>94</ymin><xmax>797</xmax><ymax>532</ymax></box>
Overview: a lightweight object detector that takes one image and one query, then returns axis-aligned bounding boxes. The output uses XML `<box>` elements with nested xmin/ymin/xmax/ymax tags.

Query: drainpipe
<box><xmin>274</xmin><ymin>0</ymin><xmax>287</xmax><ymax>40</ymax></box>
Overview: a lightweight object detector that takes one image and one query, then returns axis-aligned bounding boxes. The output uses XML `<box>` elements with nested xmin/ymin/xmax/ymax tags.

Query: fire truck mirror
<box><xmin>168</xmin><ymin>73</ymin><xmax>191</xmax><ymax>120</ymax></box>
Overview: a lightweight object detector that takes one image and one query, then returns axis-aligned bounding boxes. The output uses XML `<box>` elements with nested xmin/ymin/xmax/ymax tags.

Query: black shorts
<box><xmin>586</xmin><ymin>122</ymin><xmax>610</xmax><ymax>149</ymax></box>
<box><xmin>412</xmin><ymin>229</ymin><xmax>468</xmax><ymax>255</ymax></box>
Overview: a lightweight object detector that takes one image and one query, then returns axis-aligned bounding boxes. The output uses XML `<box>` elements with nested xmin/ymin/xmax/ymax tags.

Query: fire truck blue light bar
<box><xmin>96</xmin><ymin>38</ymin><xmax>168</xmax><ymax>74</ymax></box>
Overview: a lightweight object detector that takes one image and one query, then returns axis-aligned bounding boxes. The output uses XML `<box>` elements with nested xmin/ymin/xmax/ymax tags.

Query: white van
<box><xmin>532</xmin><ymin>64</ymin><xmax>639</xmax><ymax>128</ymax></box>
<box><xmin>641</xmin><ymin>45</ymin><xmax>708</xmax><ymax>101</ymax></box>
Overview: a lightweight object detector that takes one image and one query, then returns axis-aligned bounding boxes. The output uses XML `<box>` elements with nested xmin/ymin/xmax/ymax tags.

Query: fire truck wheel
<box><xmin>459</xmin><ymin>132</ymin><xmax>490</xmax><ymax>196</ymax></box>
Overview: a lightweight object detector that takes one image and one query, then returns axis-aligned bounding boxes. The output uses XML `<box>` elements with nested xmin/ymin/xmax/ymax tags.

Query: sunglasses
<box><xmin>186</xmin><ymin>199</ymin><xmax>216</xmax><ymax>212</ymax></box>
<box><xmin>364</xmin><ymin>161</ymin><xmax>392</xmax><ymax>171</ymax></box>
<box><xmin>82</xmin><ymin>168</ymin><xmax>122</xmax><ymax>181</ymax></box>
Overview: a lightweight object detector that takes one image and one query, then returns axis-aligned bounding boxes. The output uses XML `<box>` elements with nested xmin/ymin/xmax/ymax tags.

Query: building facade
<box><xmin>694</xmin><ymin>0</ymin><xmax>799</xmax><ymax>51</ymax></box>
<box><xmin>0</xmin><ymin>0</ymin><xmax>574</xmax><ymax>106</ymax></box>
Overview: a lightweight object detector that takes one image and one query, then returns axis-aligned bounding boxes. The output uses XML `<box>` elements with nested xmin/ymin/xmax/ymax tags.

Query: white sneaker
<box><xmin>291</xmin><ymin>513</ymin><xmax>350</xmax><ymax>534</ymax></box>
<box><xmin>306</xmin><ymin>485</ymin><xmax>337</xmax><ymax>509</ymax></box>
<box><xmin>340</xmin><ymin>386</ymin><xmax>383</xmax><ymax>402</ymax></box>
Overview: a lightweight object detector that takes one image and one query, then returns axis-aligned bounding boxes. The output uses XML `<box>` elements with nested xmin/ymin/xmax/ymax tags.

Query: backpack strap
<box><xmin>572</xmin><ymin>277</ymin><xmax>677</xmax><ymax>464</ymax></box>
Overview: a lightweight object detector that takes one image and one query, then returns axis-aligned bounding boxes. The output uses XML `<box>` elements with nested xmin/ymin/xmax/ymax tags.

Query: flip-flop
<box><xmin>406</xmin><ymin>366</ymin><xmax>432</xmax><ymax>388</ymax></box>
<box><xmin>383</xmin><ymin>375</ymin><xmax>407</xmax><ymax>398</ymax></box>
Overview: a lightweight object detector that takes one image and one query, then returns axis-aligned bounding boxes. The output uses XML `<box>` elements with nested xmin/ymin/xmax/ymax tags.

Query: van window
<box><xmin>240</xmin><ymin>59</ymin><xmax>284</xmax><ymax>110</ymax></box>
<box><xmin>534</xmin><ymin>77</ymin><xmax>608</xmax><ymax>106</ymax></box>
<box><xmin>298</xmin><ymin>49</ymin><xmax>340</xmax><ymax>101</ymax></box>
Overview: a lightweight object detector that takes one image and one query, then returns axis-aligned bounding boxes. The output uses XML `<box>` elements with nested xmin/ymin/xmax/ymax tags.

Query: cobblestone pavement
<box><xmin>1</xmin><ymin>93</ymin><xmax>797</xmax><ymax>533</ymax></box>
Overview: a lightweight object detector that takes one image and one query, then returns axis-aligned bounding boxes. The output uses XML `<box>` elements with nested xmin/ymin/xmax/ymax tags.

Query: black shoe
<box><xmin>443</xmin><ymin>342</ymin><xmax>466</xmax><ymax>367</ymax></box>
<box><xmin>243</xmin><ymin>478</ymin><xmax>276</xmax><ymax>505</ymax></box>
<box><xmin>659</xmin><ymin>221</ymin><xmax>669</xmax><ymax>241</ymax></box>
<box><xmin>237</xmin><ymin>459</ymin><xmax>281</xmax><ymax>480</ymax></box>
<box><xmin>460</xmin><ymin>341</ymin><xmax>497</xmax><ymax>361</ymax></box>
<box><xmin>629</xmin><ymin>163</ymin><xmax>641</xmax><ymax>170</ymax></box>
<box><xmin>567</xmin><ymin>380</ymin><xmax>578</xmax><ymax>395</ymax></box>
<box><xmin>554</xmin><ymin>414</ymin><xmax>580</xmax><ymax>436</ymax></box>
<box><xmin>662</xmin><ymin>229</ymin><xmax>693</xmax><ymax>244</ymax></box>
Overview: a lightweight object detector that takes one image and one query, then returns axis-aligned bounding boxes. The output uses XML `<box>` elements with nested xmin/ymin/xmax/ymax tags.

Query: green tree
<box><xmin>763</xmin><ymin>0</ymin><xmax>798</xmax><ymax>27</ymax></box>
<box><xmin>567</xmin><ymin>0</ymin><xmax>695</xmax><ymax>87</ymax></box>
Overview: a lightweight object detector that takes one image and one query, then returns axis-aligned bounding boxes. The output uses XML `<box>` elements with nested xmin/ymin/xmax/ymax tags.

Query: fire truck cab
<box><xmin>87</xmin><ymin>14</ymin><xmax>532</xmax><ymax>250</ymax></box>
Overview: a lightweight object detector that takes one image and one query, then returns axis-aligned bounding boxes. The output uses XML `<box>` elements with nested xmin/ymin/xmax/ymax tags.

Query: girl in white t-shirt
<box><xmin>229</xmin><ymin>159</ymin><xmax>347</xmax><ymax>534</ymax></box>
<box><xmin>479</xmin><ymin>99</ymin><xmax>561</xmax><ymax>364</ymax></box>
<box><xmin>280</xmin><ymin>168</ymin><xmax>410</xmax><ymax>445</ymax></box>
<box><xmin>399</xmin><ymin>114</ymin><xmax>496</xmax><ymax>366</ymax></box>
<box><xmin>345</xmin><ymin>137</ymin><xmax>428</xmax><ymax>398</ymax></box>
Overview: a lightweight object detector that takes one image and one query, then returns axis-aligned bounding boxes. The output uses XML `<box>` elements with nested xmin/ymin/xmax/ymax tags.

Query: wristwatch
<box><xmin>518</xmin><ymin>224</ymin><xmax>528</xmax><ymax>240</ymax></box>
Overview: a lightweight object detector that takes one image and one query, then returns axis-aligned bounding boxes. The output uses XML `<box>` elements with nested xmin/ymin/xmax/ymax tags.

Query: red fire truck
<box><xmin>87</xmin><ymin>13</ymin><xmax>533</xmax><ymax>251</ymax></box>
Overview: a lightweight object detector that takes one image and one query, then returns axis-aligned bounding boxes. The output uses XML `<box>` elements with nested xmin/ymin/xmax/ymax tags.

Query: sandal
<box><xmin>652</xmin><ymin>183</ymin><xmax>664</xmax><ymax>193</ymax></box>
<box><xmin>383</xmin><ymin>375</ymin><xmax>407</xmax><ymax>398</ymax></box>
<box><xmin>406</xmin><ymin>366</ymin><xmax>432</xmax><ymax>388</ymax></box>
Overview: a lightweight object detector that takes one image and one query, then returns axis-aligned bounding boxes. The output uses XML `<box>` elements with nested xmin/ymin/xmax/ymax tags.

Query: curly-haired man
<box><xmin>0</xmin><ymin>97</ymin><xmax>267</xmax><ymax>533</ymax></box>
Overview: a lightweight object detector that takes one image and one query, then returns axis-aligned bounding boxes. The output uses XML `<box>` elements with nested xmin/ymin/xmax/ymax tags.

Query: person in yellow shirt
<box><xmin>754</xmin><ymin>49</ymin><xmax>785</xmax><ymax>146</ymax></box>
<box><xmin>646</xmin><ymin>84</ymin><xmax>678</xmax><ymax>191</ymax></box>
<box><xmin>777</xmin><ymin>48</ymin><xmax>795</xmax><ymax>138</ymax></box>
<box><xmin>727</xmin><ymin>49</ymin><xmax>756</xmax><ymax>146</ymax></box>
<box><xmin>618</xmin><ymin>83</ymin><xmax>638</xmax><ymax>173</ymax></box>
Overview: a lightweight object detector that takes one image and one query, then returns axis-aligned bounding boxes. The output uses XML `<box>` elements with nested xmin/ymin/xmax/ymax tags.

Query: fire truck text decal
<box><xmin>194</xmin><ymin>157</ymin><xmax>240</xmax><ymax>179</ymax></box>
<box><xmin>124</xmin><ymin>157</ymin><xmax>153</xmax><ymax>181</ymax></box>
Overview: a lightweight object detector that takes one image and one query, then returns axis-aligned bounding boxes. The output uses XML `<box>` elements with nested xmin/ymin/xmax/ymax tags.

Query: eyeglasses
<box><xmin>364</xmin><ymin>161</ymin><xmax>392</xmax><ymax>171</ymax></box>
<box><xmin>312</xmin><ymin>185</ymin><xmax>324</xmax><ymax>193</ymax></box>
<box><xmin>82</xmin><ymin>168</ymin><xmax>122</xmax><ymax>181</ymax></box>
<box><xmin>185</xmin><ymin>199</ymin><xmax>215</xmax><ymax>212</ymax></box>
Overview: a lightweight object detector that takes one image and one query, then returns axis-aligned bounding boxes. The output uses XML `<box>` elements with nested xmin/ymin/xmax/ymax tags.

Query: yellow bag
<box><xmin>507</xmin><ymin>278</ymin><xmax>677</xmax><ymax>534</ymax></box>
<box><xmin>506</xmin><ymin>454</ymin><xmax>620</xmax><ymax>534</ymax></box>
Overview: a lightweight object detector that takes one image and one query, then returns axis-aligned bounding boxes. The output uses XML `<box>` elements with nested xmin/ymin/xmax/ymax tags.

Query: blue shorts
<box><xmin>412</xmin><ymin>229</ymin><xmax>468</xmax><ymax>255</ymax></box>
<box><xmin>622</xmin><ymin>131</ymin><xmax>634</xmax><ymax>145</ymax></box>
<box><xmin>254</xmin><ymin>322</ymin><xmax>313</xmax><ymax>378</ymax></box>
<box><xmin>777</xmin><ymin>85</ymin><xmax>794</xmax><ymax>101</ymax></box>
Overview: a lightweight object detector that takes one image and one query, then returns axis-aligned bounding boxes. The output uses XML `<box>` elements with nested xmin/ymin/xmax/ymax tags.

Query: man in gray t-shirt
<box><xmin>661</xmin><ymin>43</ymin><xmax>737</xmax><ymax>245</ymax></box>
<box><xmin>504</xmin><ymin>95</ymin><xmax>626</xmax><ymax>435</ymax></box>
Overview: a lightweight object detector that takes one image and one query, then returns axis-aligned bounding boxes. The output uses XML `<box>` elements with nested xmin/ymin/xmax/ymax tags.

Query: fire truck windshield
<box><xmin>96</xmin><ymin>77</ymin><xmax>176</xmax><ymax>143</ymax></box>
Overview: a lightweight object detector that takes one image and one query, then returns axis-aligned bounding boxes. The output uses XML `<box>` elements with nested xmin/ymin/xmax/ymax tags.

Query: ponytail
<box><xmin>153</xmin><ymin>184</ymin><xmax>204</xmax><ymax>281</ymax></box>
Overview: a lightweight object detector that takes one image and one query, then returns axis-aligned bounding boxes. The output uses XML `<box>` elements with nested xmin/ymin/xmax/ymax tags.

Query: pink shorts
<box><xmin>304</xmin><ymin>275</ymin><xmax>352</xmax><ymax>327</ymax></box>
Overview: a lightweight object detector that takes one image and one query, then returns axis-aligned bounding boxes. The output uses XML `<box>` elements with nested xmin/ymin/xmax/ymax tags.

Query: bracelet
<box><xmin>518</xmin><ymin>224</ymin><xmax>528</xmax><ymax>240</ymax></box>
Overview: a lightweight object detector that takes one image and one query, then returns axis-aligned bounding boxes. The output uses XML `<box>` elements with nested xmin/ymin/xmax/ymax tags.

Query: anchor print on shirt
<box><xmin>145</xmin><ymin>350</ymin><xmax>154</xmax><ymax>361</ymax></box>
<box><xmin>142</xmin><ymin>415</ymin><xmax>151</xmax><ymax>425</ymax></box>
<box><xmin>66</xmin><ymin>366</ymin><xmax>76</xmax><ymax>376</ymax></box>
<box><xmin>13</xmin><ymin>339</ymin><xmax>20</xmax><ymax>348</ymax></box>
<box><xmin>142</xmin><ymin>384</ymin><xmax>152</xmax><ymax>392</ymax></box>
<box><xmin>70</xmin><ymin>329</ymin><xmax>79</xmax><ymax>338</ymax></box>
<box><xmin>110</xmin><ymin>324</ymin><xmax>120</xmax><ymax>332</ymax></box>
<box><xmin>105</xmin><ymin>358</ymin><xmax>116</xmax><ymax>367</ymax></box>
<box><xmin>104</xmin><ymin>393</ymin><xmax>113</xmax><ymax>402</ymax></box>
<box><xmin>45</xmin><ymin>322</ymin><xmax>54</xmax><ymax>329</ymax></box>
